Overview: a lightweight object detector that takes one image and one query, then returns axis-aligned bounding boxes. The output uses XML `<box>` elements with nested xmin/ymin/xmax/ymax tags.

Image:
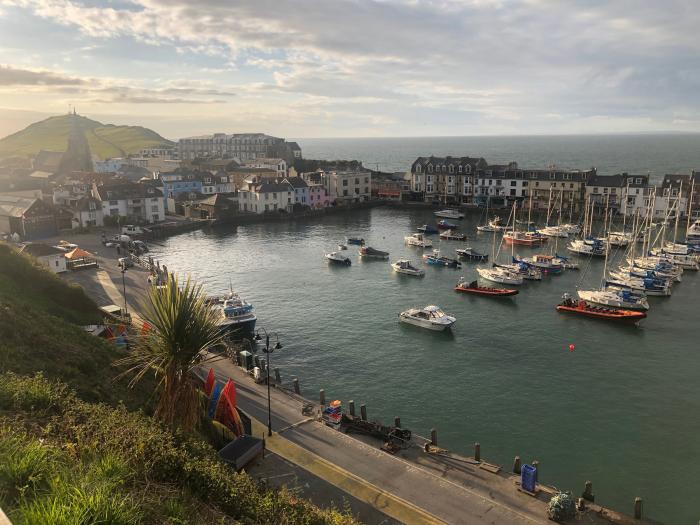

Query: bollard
<box><xmin>274</xmin><ymin>368</ymin><xmax>281</xmax><ymax>384</ymax></box>
<box><xmin>583</xmin><ymin>481</ymin><xmax>595</xmax><ymax>502</ymax></box>
<box><xmin>319</xmin><ymin>389</ymin><xmax>326</xmax><ymax>406</ymax></box>
<box><xmin>474</xmin><ymin>442</ymin><xmax>481</xmax><ymax>462</ymax></box>
<box><xmin>349</xmin><ymin>400</ymin><xmax>355</xmax><ymax>417</ymax></box>
<box><xmin>430</xmin><ymin>428</ymin><xmax>437</xmax><ymax>446</ymax></box>
<box><xmin>634</xmin><ymin>497</ymin><xmax>642</xmax><ymax>519</ymax></box>
<box><xmin>293</xmin><ymin>377</ymin><xmax>300</xmax><ymax>394</ymax></box>
<box><xmin>360</xmin><ymin>404</ymin><xmax>367</xmax><ymax>421</ymax></box>
<box><xmin>532</xmin><ymin>460</ymin><xmax>539</xmax><ymax>483</ymax></box>
<box><xmin>394</xmin><ymin>416</ymin><xmax>401</xmax><ymax>428</ymax></box>
<box><xmin>513</xmin><ymin>456</ymin><xmax>521</xmax><ymax>474</ymax></box>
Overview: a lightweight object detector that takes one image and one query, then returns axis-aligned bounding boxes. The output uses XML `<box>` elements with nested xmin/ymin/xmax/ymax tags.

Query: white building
<box><xmin>244</xmin><ymin>158</ymin><xmax>287</xmax><ymax>178</ymax></box>
<box><xmin>201</xmin><ymin>173</ymin><xmax>234</xmax><ymax>195</ymax></box>
<box><xmin>238</xmin><ymin>181</ymin><xmax>295</xmax><ymax>214</ymax></box>
<box><xmin>323</xmin><ymin>171</ymin><xmax>372</xmax><ymax>204</ymax></box>
<box><xmin>94</xmin><ymin>158</ymin><xmax>127</xmax><ymax>173</ymax></box>
<box><xmin>19</xmin><ymin>243</ymin><xmax>67</xmax><ymax>273</ymax></box>
<box><xmin>92</xmin><ymin>182</ymin><xmax>165</xmax><ymax>224</ymax></box>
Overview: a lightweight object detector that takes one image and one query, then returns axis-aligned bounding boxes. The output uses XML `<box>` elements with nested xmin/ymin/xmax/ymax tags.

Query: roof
<box><xmin>661</xmin><ymin>174</ymin><xmax>690</xmax><ymax>189</ymax></box>
<box><xmin>65</xmin><ymin>247</ymin><xmax>93</xmax><ymax>260</ymax></box>
<box><xmin>253</xmin><ymin>182</ymin><xmax>293</xmax><ymax>193</ymax></box>
<box><xmin>94</xmin><ymin>182</ymin><xmax>163</xmax><ymax>201</ymax></box>
<box><xmin>282</xmin><ymin>177</ymin><xmax>308</xmax><ymax>189</ymax></box>
<box><xmin>19</xmin><ymin>243</ymin><xmax>65</xmax><ymax>257</ymax></box>
<box><xmin>74</xmin><ymin>196</ymin><xmax>101</xmax><ymax>211</ymax></box>
<box><xmin>287</xmin><ymin>141</ymin><xmax>301</xmax><ymax>151</ymax></box>
<box><xmin>29</xmin><ymin>170</ymin><xmax>54</xmax><ymax>179</ymax></box>
<box><xmin>0</xmin><ymin>195</ymin><xmax>38</xmax><ymax>218</ymax></box>
<box><xmin>586</xmin><ymin>174</ymin><xmax>624</xmax><ymax>187</ymax></box>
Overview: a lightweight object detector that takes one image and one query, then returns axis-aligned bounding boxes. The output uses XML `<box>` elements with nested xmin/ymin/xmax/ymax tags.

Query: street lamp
<box><xmin>120</xmin><ymin>266</ymin><xmax>128</xmax><ymax>317</ymax></box>
<box><xmin>254</xmin><ymin>328</ymin><xmax>283</xmax><ymax>437</ymax></box>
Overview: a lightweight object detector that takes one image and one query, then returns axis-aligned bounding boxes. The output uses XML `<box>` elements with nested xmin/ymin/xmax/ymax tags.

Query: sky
<box><xmin>0</xmin><ymin>0</ymin><xmax>699</xmax><ymax>140</ymax></box>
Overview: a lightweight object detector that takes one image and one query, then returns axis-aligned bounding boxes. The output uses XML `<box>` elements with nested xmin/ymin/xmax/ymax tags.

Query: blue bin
<box><xmin>521</xmin><ymin>464</ymin><xmax>537</xmax><ymax>492</ymax></box>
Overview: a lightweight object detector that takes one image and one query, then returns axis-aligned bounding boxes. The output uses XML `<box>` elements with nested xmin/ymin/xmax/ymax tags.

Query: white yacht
<box><xmin>476</xmin><ymin>217</ymin><xmax>507</xmax><ymax>232</ymax></box>
<box><xmin>538</xmin><ymin>225</ymin><xmax>569</xmax><ymax>238</ymax></box>
<box><xmin>476</xmin><ymin>267</ymin><xmax>524</xmax><ymax>285</ymax></box>
<box><xmin>434</xmin><ymin>209</ymin><xmax>464</xmax><ymax>220</ymax></box>
<box><xmin>404</xmin><ymin>233</ymin><xmax>433</xmax><ymax>248</ymax></box>
<box><xmin>391</xmin><ymin>259</ymin><xmax>425</xmax><ymax>276</ymax></box>
<box><xmin>399</xmin><ymin>305</ymin><xmax>456</xmax><ymax>331</ymax></box>
<box><xmin>325</xmin><ymin>251</ymin><xmax>351</xmax><ymax>266</ymax></box>
<box><xmin>607</xmin><ymin>231</ymin><xmax>632</xmax><ymax>247</ymax></box>
<box><xmin>578</xmin><ymin>289</ymin><xmax>649</xmax><ymax>311</ymax></box>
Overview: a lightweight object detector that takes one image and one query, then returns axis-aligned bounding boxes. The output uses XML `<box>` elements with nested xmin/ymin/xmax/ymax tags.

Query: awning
<box><xmin>65</xmin><ymin>247</ymin><xmax>93</xmax><ymax>260</ymax></box>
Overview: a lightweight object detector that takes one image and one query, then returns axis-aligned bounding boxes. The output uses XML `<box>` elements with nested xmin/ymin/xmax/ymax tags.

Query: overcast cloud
<box><xmin>0</xmin><ymin>0</ymin><xmax>699</xmax><ymax>138</ymax></box>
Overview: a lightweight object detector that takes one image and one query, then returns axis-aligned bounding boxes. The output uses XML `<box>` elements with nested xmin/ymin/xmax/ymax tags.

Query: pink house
<box><xmin>307</xmin><ymin>183</ymin><xmax>330</xmax><ymax>208</ymax></box>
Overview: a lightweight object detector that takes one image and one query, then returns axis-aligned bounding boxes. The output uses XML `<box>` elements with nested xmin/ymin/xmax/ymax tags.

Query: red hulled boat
<box><xmin>556</xmin><ymin>294</ymin><xmax>646</xmax><ymax>323</ymax></box>
<box><xmin>454</xmin><ymin>279</ymin><xmax>518</xmax><ymax>297</ymax></box>
<box><xmin>503</xmin><ymin>231</ymin><xmax>548</xmax><ymax>246</ymax></box>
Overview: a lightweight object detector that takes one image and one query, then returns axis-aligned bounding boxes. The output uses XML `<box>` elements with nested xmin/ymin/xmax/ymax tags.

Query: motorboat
<box><xmin>437</xmin><ymin>219</ymin><xmax>458</xmax><ymax>230</ymax></box>
<box><xmin>514</xmin><ymin>254</ymin><xmax>563</xmax><ymax>274</ymax></box>
<box><xmin>405</xmin><ymin>233</ymin><xmax>433</xmax><ymax>248</ymax></box>
<box><xmin>337</xmin><ymin>243</ymin><xmax>348</xmax><ymax>250</ymax></box>
<box><xmin>503</xmin><ymin>231</ymin><xmax>547</xmax><ymax>246</ymax></box>
<box><xmin>567</xmin><ymin>238</ymin><xmax>606</xmax><ymax>257</ymax></box>
<box><xmin>476</xmin><ymin>266</ymin><xmax>523</xmax><ymax>285</ymax></box>
<box><xmin>577</xmin><ymin>289</ymin><xmax>649</xmax><ymax>311</ymax></box>
<box><xmin>399</xmin><ymin>305</ymin><xmax>456</xmax><ymax>331</ymax></box>
<box><xmin>476</xmin><ymin>217</ymin><xmax>507</xmax><ymax>232</ymax></box>
<box><xmin>608</xmin><ymin>231</ymin><xmax>632</xmax><ymax>247</ymax></box>
<box><xmin>346</xmin><ymin>237</ymin><xmax>365</xmax><ymax>245</ymax></box>
<box><xmin>359</xmin><ymin>246</ymin><xmax>389</xmax><ymax>259</ymax></box>
<box><xmin>454</xmin><ymin>278</ymin><xmax>518</xmax><ymax>297</ymax></box>
<box><xmin>423</xmin><ymin>249</ymin><xmax>461</xmax><ymax>268</ymax></box>
<box><xmin>325</xmin><ymin>251</ymin><xmax>351</xmax><ymax>266</ymax></box>
<box><xmin>417</xmin><ymin>224</ymin><xmax>439</xmax><ymax>234</ymax></box>
<box><xmin>493</xmin><ymin>262</ymin><xmax>542</xmax><ymax>280</ymax></box>
<box><xmin>455</xmin><ymin>247</ymin><xmax>488</xmax><ymax>261</ymax></box>
<box><xmin>439</xmin><ymin>229</ymin><xmax>467</xmax><ymax>241</ymax></box>
<box><xmin>392</xmin><ymin>259</ymin><xmax>425</xmax><ymax>276</ymax></box>
<box><xmin>207</xmin><ymin>292</ymin><xmax>257</xmax><ymax>336</ymax></box>
<box><xmin>556</xmin><ymin>294</ymin><xmax>646</xmax><ymax>324</ymax></box>
<box><xmin>434</xmin><ymin>209</ymin><xmax>464</xmax><ymax>220</ymax></box>
<box><xmin>538</xmin><ymin>226</ymin><xmax>569</xmax><ymax>238</ymax></box>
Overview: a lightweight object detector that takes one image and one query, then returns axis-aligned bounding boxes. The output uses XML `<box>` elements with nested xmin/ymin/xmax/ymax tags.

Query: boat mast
<box><xmin>527</xmin><ymin>189</ymin><xmax>533</xmax><ymax>230</ymax></box>
<box><xmin>546</xmin><ymin>186</ymin><xmax>553</xmax><ymax>227</ymax></box>
<box><xmin>602</xmin><ymin>210</ymin><xmax>612</xmax><ymax>290</ymax></box>
<box><xmin>673</xmin><ymin>180</ymin><xmax>683</xmax><ymax>244</ymax></box>
<box><xmin>661</xmin><ymin>187</ymin><xmax>670</xmax><ymax>248</ymax></box>
<box><xmin>686</xmin><ymin>177</ymin><xmax>695</xmax><ymax>237</ymax></box>
<box><xmin>622</xmin><ymin>179</ymin><xmax>629</xmax><ymax>232</ymax></box>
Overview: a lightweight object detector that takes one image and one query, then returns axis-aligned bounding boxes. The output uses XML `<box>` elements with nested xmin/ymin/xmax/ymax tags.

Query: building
<box><xmin>177</xmin><ymin>133</ymin><xmax>301</xmax><ymax>163</ymax></box>
<box><xmin>230</xmin><ymin>167</ymin><xmax>278</xmax><ymax>189</ymax></box>
<box><xmin>300</xmin><ymin>172</ymin><xmax>331</xmax><ymax>208</ymax></box>
<box><xmin>323</xmin><ymin>171</ymin><xmax>372</xmax><ymax>204</ymax></box>
<box><xmin>92</xmin><ymin>181</ymin><xmax>165</xmax><ymax>224</ymax></box>
<box><xmin>618</xmin><ymin>174</ymin><xmax>651</xmax><ymax>218</ymax></box>
<box><xmin>0</xmin><ymin>195</ymin><xmax>58</xmax><ymax>240</ymax></box>
<box><xmin>140</xmin><ymin>146</ymin><xmax>175</xmax><ymax>158</ymax></box>
<box><xmin>94</xmin><ymin>158</ymin><xmax>127</xmax><ymax>173</ymax></box>
<box><xmin>201</xmin><ymin>172</ymin><xmax>234</xmax><ymax>195</ymax></box>
<box><xmin>69</xmin><ymin>196</ymin><xmax>104</xmax><ymax>228</ymax></box>
<box><xmin>184</xmin><ymin>193</ymin><xmax>238</xmax><ymax>220</ymax></box>
<box><xmin>410</xmin><ymin>156</ymin><xmax>488</xmax><ymax>204</ymax></box>
<box><xmin>656</xmin><ymin>174</ymin><xmax>689</xmax><ymax>219</ymax></box>
<box><xmin>19</xmin><ymin>243</ymin><xmax>67</xmax><ymax>273</ymax></box>
<box><xmin>284</xmin><ymin>177</ymin><xmax>309</xmax><ymax>206</ymax></box>
<box><xmin>244</xmin><ymin>158</ymin><xmax>287</xmax><ymax>177</ymax></box>
<box><xmin>238</xmin><ymin>182</ymin><xmax>295</xmax><ymax>214</ymax></box>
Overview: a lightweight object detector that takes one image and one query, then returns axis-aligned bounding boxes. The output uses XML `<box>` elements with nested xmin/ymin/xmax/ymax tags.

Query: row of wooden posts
<box><xmin>251</xmin><ymin>359</ymin><xmax>645</xmax><ymax>521</ymax></box>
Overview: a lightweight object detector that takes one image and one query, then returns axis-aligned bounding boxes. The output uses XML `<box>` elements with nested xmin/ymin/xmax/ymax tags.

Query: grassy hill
<box><xmin>0</xmin><ymin>114</ymin><xmax>173</xmax><ymax>160</ymax></box>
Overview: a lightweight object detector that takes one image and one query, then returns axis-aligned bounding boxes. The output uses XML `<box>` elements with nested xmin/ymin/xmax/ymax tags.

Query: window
<box><xmin>570</xmin><ymin>183</ymin><xmax>574</xmax><ymax>188</ymax></box>
<box><xmin>522</xmin><ymin>181</ymin><xmax>528</xmax><ymax>187</ymax></box>
<box><xmin>535</xmin><ymin>182</ymin><xmax>539</xmax><ymax>187</ymax></box>
<box><xmin>416</xmin><ymin>165</ymin><xmax>422</xmax><ymax>173</ymax></box>
<box><xmin>448</xmin><ymin>165</ymin><xmax>454</xmax><ymax>173</ymax></box>
<box><xmin>273</xmin><ymin>193</ymin><xmax>277</xmax><ymax>199</ymax></box>
<box><xmin>355</xmin><ymin>178</ymin><xmax>359</xmax><ymax>185</ymax></box>
<box><xmin>611</xmin><ymin>188</ymin><xmax>616</xmax><ymax>194</ymax></box>
<box><xmin>343</xmin><ymin>179</ymin><xmax>348</xmax><ymax>186</ymax></box>
<box><xmin>265</xmin><ymin>204</ymin><xmax>269</xmax><ymax>211</ymax></box>
<box><xmin>510</xmin><ymin>181</ymin><xmax>516</xmax><ymax>186</ymax></box>
<box><xmin>458</xmin><ymin>165</ymin><xmax>463</xmax><ymax>173</ymax></box>
<box><xmin>152</xmin><ymin>214</ymin><xmax>159</xmax><ymax>222</ymax></box>
<box><xmin>603</xmin><ymin>188</ymin><xmax>608</xmax><ymax>194</ymax></box>
<box><xmin>365</xmin><ymin>177</ymin><xmax>369</xmax><ymax>183</ymax></box>
<box><xmin>109</xmin><ymin>200</ymin><xmax>118</xmax><ymax>205</ymax></box>
<box><xmin>151</xmin><ymin>205</ymin><xmax>159</xmax><ymax>212</ymax></box>
<box><xmin>563</xmin><ymin>174</ymin><xmax>571</xmax><ymax>180</ymax></box>
<box><xmin>355</xmin><ymin>188</ymin><xmax>360</xmax><ymax>195</ymax></box>
<box><xmin>550</xmin><ymin>173</ymin><xmax>556</xmax><ymax>180</ymax></box>
<box><xmin>636</xmin><ymin>178</ymin><xmax>642</xmax><ymax>184</ymax></box>
<box><xmin>488</xmin><ymin>180</ymin><xmax>493</xmax><ymax>186</ymax></box>
<box><xmin>496</xmin><ymin>180</ymin><xmax>502</xmax><ymax>186</ymax></box>
<box><xmin>265</xmin><ymin>193</ymin><xmax>269</xmax><ymax>200</ymax></box>
<box><xmin>593</xmin><ymin>187</ymin><xmax>599</xmax><ymax>193</ymax></box>
<box><xmin>510</xmin><ymin>189</ymin><xmax>516</xmax><ymax>196</ymax></box>
<box><xmin>364</xmin><ymin>187</ymin><xmax>368</xmax><ymax>193</ymax></box>
<box><xmin>288</xmin><ymin>197</ymin><xmax>292</xmax><ymax>203</ymax></box>
<box><xmin>427</xmin><ymin>164</ymin><xmax>433</xmax><ymax>173</ymax></box>
<box><xmin>343</xmin><ymin>190</ymin><xmax>348</xmax><ymax>196</ymax></box>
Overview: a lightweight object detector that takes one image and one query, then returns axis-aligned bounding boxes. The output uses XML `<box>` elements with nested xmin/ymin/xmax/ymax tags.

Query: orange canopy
<box><xmin>65</xmin><ymin>247</ymin><xmax>93</xmax><ymax>260</ymax></box>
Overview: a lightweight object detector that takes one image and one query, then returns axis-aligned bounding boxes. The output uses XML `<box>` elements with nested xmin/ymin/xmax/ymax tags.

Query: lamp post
<box><xmin>254</xmin><ymin>328</ymin><xmax>283</xmax><ymax>437</ymax></box>
<box><xmin>120</xmin><ymin>266</ymin><xmax>128</xmax><ymax>317</ymax></box>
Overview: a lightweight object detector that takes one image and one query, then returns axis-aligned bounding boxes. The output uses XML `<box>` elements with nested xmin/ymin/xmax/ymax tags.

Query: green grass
<box><xmin>0</xmin><ymin>114</ymin><xmax>172</xmax><ymax>160</ymax></box>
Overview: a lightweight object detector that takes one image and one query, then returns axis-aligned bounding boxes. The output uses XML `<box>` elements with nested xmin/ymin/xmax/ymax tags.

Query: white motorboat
<box><xmin>337</xmin><ymin>243</ymin><xmax>348</xmax><ymax>250</ymax></box>
<box><xmin>476</xmin><ymin>267</ymin><xmax>523</xmax><ymax>285</ymax></box>
<box><xmin>578</xmin><ymin>289</ymin><xmax>649</xmax><ymax>311</ymax></box>
<box><xmin>404</xmin><ymin>233</ymin><xmax>433</xmax><ymax>248</ymax></box>
<box><xmin>434</xmin><ymin>209</ymin><xmax>464</xmax><ymax>220</ymax></box>
<box><xmin>391</xmin><ymin>259</ymin><xmax>425</xmax><ymax>276</ymax></box>
<box><xmin>493</xmin><ymin>262</ymin><xmax>542</xmax><ymax>280</ymax></box>
<box><xmin>538</xmin><ymin>225</ymin><xmax>569</xmax><ymax>238</ymax></box>
<box><xmin>325</xmin><ymin>251</ymin><xmax>351</xmax><ymax>266</ymax></box>
<box><xmin>399</xmin><ymin>305</ymin><xmax>456</xmax><ymax>331</ymax></box>
<box><xmin>206</xmin><ymin>292</ymin><xmax>257</xmax><ymax>336</ymax></box>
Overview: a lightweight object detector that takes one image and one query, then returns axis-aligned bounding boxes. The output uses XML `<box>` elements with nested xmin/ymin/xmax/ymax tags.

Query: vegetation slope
<box><xmin>0</xmin><ymin>114</ymin><xmax>172</xmax><ymax>160</ymax></box>
<box><xmin>0</xmin><ymin>243</ymin><xmax>355</xmax><ymax>524</ymax></box>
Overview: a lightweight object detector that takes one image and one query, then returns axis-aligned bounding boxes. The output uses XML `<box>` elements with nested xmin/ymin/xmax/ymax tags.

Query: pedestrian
<box><xmin>116</xmin><ymin>245</ymin><xmax>121</xmax><ymax>255</ymax></box>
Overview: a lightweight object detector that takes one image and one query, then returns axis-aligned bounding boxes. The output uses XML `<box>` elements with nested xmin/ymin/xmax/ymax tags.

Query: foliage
<box><xmin>117</xmin><ymin>275</ymin><xmax>224</xmax><ymax>430</ymax></box>
<box><xmin>0</xmin><ymin>373</ymin><xmax>357</xmax><ymax>525</ymax></box>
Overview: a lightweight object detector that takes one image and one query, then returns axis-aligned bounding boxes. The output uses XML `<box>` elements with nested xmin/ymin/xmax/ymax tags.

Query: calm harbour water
<box><xmin>150</xmin><ymin>206</ymin><xmax>699</xmax><ymax>524</ymax></box>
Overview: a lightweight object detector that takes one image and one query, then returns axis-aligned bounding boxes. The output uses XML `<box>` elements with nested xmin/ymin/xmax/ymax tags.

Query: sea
<box><xmin>151</xmin><ymin>135</ymin><xmax>700</xmax><ymax>524</ymax></box>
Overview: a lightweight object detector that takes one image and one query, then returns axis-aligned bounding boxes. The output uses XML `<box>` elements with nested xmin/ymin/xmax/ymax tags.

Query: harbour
<box><xmin>146</xmin><ymin>205</ymin><xmax>700</xmax><ymax>524</ymax></box>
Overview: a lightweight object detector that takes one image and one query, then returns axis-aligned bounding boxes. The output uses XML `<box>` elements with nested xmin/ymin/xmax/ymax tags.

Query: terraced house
<box><xmin>409</xmin><ymin>156</ymin><xmax>487</xmax><ymax>204</ymax></box>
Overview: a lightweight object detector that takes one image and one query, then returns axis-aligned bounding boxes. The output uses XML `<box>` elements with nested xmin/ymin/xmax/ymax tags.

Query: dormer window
<box><xmin>448</xmin><ymin>165</ymin><xmax>454</xmax><ymax>173</ymax></box>
<box><xmin>416</xmin><ymin>165</ymin><xmax>422</xmax><ymax>173</ymax></box>
<box><xmin>458</xmin><ymin>165</ymin><xmax>463</xmax><ymax>173</ymax></box>
<box><xmin>427</xmin><ymin>164</ymin><xmax>433</xmax><ymax>173</ymax></box>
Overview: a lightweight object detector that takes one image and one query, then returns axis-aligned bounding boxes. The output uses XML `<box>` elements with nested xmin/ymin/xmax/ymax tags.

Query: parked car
<box><xmin>121</xmin><ymin>225</ymin><xmax>149</xmax><ymax>235</ymax></box>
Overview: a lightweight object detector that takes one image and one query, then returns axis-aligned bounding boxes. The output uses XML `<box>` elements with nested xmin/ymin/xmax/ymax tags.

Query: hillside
<box><xmin>0</xmin><ymin>114</ymin><xmax>173</xmax><ymax>160</ymax></box>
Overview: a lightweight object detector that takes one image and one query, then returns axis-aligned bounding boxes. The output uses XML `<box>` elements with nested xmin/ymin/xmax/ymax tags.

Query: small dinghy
<box><xmin>391</xmin><ymin>259</ymin><xmax>425</xmax><ymax>276</ymax></box>
<box><xmin>439</xmin><ymin>229</ymin><xmax>467</xmax><ymax>241</ymax></box>
<box><xmin>455</xmin><ymin>247</ymin><xmax>488</xmax><ymax>261</ymax></box>
<box><xmin>556</xmin><ymin>293</ymin><xmax>646</xmax><ymax>323</ymax></box>
<box><xmin>417</xmin><ymin>224</ymin><xmax>439</xmax><ymax>234</ymax></box>
<box><xmin>346</xmin><ymin>237</ymin><xmax>365</xmax><ymax>245</ymax></box>
<box><xmin>399</xmin><ymin>305</ymin><xmax>456</xmax><ymax>331</ymax></box>
<box><xmin>359</xmin><ymin>246</ymin><xmax>389</xmax><ymax>259</ymax></box>
<box><xmin>325</xmin><ymin>251</ymin><xmax>351</xmax><ymax>266</ymax></box>
<box><xmin>423</xmin><ymin>249</ymin><xmax>461</xmax><ymax>268</ymax></box>
<box><xmin>437</xmin><ymin>219</ymin><xmax>458</xmax><ymax>230</ymax></box>
<box><xmin>454</xmin><ymin>278</ymin><xmax>518</xmax><ymax>297</ymax></box>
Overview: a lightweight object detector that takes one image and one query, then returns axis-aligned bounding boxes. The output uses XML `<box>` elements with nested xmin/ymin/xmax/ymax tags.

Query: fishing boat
<box><xmin>207</xmin><ymin>292</ymin><xmax>257</xmax><ymax>336</ymax></box>
<box><xmin>359</xmin><ymin>246</ymin><xmax>389</xmax><ymax>259</ymax></box>
<box><xmin>434</xmin><ymin>209</ymin><xmax>464</xmax><ymax>219</ymax></box>
<box><xmin>556</xmin><ymin>294</ymin><xmax>646</xmax><ymax>324</ymax></box>
<box><xmin>423</xmin><ymin>249</ymin><xmax>461</xmax><ymax>268</ymax></box>
<box><xmin>439</xmin><ymin>229</ymin><xmax>467</xmax><ymax>241</ymax></box>
<box><xmin>476</xmin><ymin>266</ymin><xmax>523</xmax><ymax>285</ymax></box>
<box><xmin>437</xmin><ymin>219</ymin><xmax>458</xmax><ymax>230</ymax></box>
<box><xmin>391</xmin><ymin>259</ymin><xmax>425</xmax><ymax>276</ymax></box>
<box><xmin>503</xmin><ymin>230</ymin><xmax>547</xmax><ymax>246</ymax></box>
<box><xmin>577</xmin><ymin>289</ymin><xmax>649</xmax><ymax>311</ymax></box>
<box><xmin>325</xmin><ymin>251</ymin><xmax>351</xmax><ymax>266</ymax></box>
<box><xmin>514</xmin><ymin>254</ymin><xmax>563</xmax><ymax>274</ymax></box>
<box><xmin>405</xmin><ymin>233</ymin><xmax>433</xmax><ymax>248</ymax></box>
<box><xmin>417</xmin><ymin>224</ymin><xmax>439</xmax><ymax>234</ymax></box>
<box><xmin>455</xmin><ymin>247</ymin><xmax>488</xmax><ymax>261</ymax></box>
<box><xmin>454</xmin><ymin>278</ymin><xmax>518</xmax><ymax>297</ymax></box>
<box><xmin>399</xmin><ymin>305</ymin><xmax>456</xmax><ymax>331</ymax></box>
<box><xmin>346</xmin><ymin>237</ymin><xmax>365</xmax><ymax>245</ymax></box>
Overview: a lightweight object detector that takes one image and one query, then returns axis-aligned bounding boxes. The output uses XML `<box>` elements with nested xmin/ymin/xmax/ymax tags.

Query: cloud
<box><xmin>0</xmin><ymin>64</ymin><xmax>85</xmax><ymax>85</ymax></box>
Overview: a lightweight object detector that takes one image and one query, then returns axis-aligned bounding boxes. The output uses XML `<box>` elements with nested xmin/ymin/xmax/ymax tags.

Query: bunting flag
<box><xmin>204</xmin><ymin>368</ymin><xmax>215</xmax><ymax>396</ymax></box>
<box><xmin>207</xmin><ymin>382</ymin><xmax>223</xmax><ymax>419</ymax></box>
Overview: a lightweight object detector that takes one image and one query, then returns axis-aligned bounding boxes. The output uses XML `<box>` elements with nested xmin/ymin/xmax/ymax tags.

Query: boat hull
<box><xmin>217</xmin><ymin>316</ymin><xmax>257</xmax><ymax>337</ymax></box>
<box><xmin>556</xmin><ymin>303</ymin><xmax>646</xmax><ymax>323</ymax></box>
<box><xmin>399</xmin><ymin>315</ymin><xmax>454</xmax><ymax>331</ymax></box>
<box><xmin>454</xmin><ymin>285</ymin><xmax>518</xmax><ymax>297</ymax></box>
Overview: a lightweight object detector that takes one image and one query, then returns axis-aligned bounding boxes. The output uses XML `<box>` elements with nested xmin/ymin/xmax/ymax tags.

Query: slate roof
<box><xmin>94</xmin><ymin>182</ymin><xmax>163</xmax><ymax>201</ymax></box>
<box><xmin>282</xmin><ymin>177</ymin><xmax>308</xmax><ymax>189</ymax></box>
<box><xmin>255</xmin><ymin>182</ymin><xmax>293</xmax><ymax>193</ymax></box>
<box><xmin>586</xmin><ymin>174</ymin><xmax>624</xmax><ymax>187</ymax></box>
<box><xmin>19</xmin><ymin>243</ymin><xmax>65</xmax><ymax>257</ymax></box>
<box><xmin>0</xmin><ymin>195</ymin><xmax>37</xmax><ymax>217</ymax></box>
<box><xmin>287</xmin><ymin>142</ymin><xmax>301</xmax><ymax>151</ymax></box>
<box><xmin>661</xmin><ymin>174</ymin><xmax>690</xmax><ymax>189</ymax></box>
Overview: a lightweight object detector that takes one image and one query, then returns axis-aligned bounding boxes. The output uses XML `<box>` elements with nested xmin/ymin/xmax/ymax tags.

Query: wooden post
<box><xmin>394</xmin><ymin>416</ymin><xmax>401</xmax><ymax>428</ymax></box>
<box><xmin>583</xmin><ymin>481</ymin><xmax>594</xmax><ymax>502</ymax></box>
<box><xmin>349</xmin><ymin>400</ymin><xmax>355</xmax><ymax>416</ymax></box>
<box><xmin>430</xmin><ymin>428</ymin><xmax>437</xmax><ymax>446</ymax></box>
<box><xmin>532</xmin><ymin>460</ymin><xmax>539</xmax><ymax>482</ymax></box>
<box><xmin>319</xmin><ymin>389</ymin><xmax>326</xmax><ymax>406</ymax></box>
<box><xmin>634</xmin><ymin>497</ymin><xmax>642</xmax><ymax>519</ymax></box>
<box><xmin>360</xmin><ymin>404</ymin><xmax>367</xmax><ymax>421</ymax></box>
<box><xmin>274</xmin><ymin>368</ymin><xmax>281</xmax><ymax>384</ymax></box>
<box><xmin>474</xmin><ymin>442</ymin><xmax>481</xmax><ymax>462</ymax></box>
<box><xmin>513</xmin><ymin>456</ymin><xmax>521</xmax><ymax>474</ymax></box>
<box><xmin>293</xmin><ymin>377</ymin><xmax>300</xmax><ymax>394</ymax></box>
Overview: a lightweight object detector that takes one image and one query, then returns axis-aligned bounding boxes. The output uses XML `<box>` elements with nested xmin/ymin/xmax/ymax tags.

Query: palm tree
<box><xmin>117</xmin><ymin>274</ymin><xmax>224</xmax><ymax>431</ymax></box>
